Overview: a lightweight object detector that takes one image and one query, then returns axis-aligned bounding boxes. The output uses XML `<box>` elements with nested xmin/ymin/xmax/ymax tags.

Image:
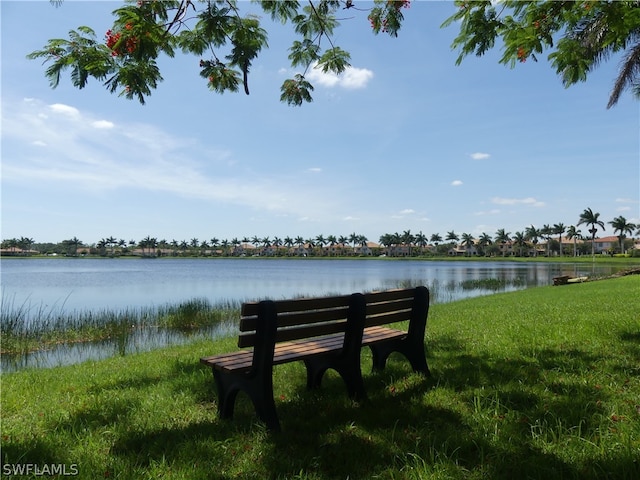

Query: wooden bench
<box><xmin>200</xmin><ymin>286</ymin><xmax>430</xmax><ymax>431</ymax></box>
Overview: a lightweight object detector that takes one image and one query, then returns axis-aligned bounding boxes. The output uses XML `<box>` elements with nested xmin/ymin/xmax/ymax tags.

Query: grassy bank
<box><xmin>2</xmin><ymin>276</ymin><xmax>639</xmax><ymax>479</ymax></box>
<box><xmin>0</xmin><ymin>298</ymin><xmax>239</xmax><ymax>355</ymax></box>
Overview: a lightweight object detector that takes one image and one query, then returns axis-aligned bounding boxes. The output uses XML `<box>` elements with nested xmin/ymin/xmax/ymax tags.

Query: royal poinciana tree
<box><xmin>29</xmin><ymin>0</ymin><xmax>639</xmax><ymax>107</ymax></box>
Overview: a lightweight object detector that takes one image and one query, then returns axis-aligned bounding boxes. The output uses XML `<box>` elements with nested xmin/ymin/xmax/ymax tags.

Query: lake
<box><xmin>0</xmin><ymin>257</ymin><xmax>627</xmax><ymax>371</ymax></box>
<box><xmin>0</xmin><ymin>257</ymin><xmax>619</xmax><ymax>314</ymax></box>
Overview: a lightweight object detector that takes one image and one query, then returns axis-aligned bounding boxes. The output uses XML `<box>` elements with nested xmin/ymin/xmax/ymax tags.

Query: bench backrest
<box><xmin>364</xmin><ymin>286</ymin><xmax>429</xmax><ymax>324</ymax></box>
<box><xmin>236</xmin><ymin>286</ymin><xmax>429</xmax><ymax>349</ymax></box>
<box><xmin>237</xmin><ymin>293</ymin><xmax>365</xmax><ymax>348</ymax></box>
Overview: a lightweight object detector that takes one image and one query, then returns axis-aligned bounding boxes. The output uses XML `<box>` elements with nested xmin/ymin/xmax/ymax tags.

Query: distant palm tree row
<box><xmin>2</xmin><ymin>209</ymin><xmax>638</xmax><ymax>258</ymax></box>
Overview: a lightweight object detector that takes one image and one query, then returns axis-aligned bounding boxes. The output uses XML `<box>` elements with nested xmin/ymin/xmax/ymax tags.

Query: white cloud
<box><xmin>399</xmin><ymin>209</ymin><xmax>415</xmax><ymax>215</ymax></box>
<box><xmin>306</xmin><ymin>63</ymin><xmax>374</xmax><ymax>89</ymax></box>
<box><xmin>308</xmin><ymin>167</ymin><xmax>322</xmax><ymax>173</ymax></box>
<box><xmin>49</xmin><ymin>103</ymin><xmax>80</xmax><ymax>118</ymax></box>
<box><xmin>91</xmin><ymin>120</ymin><xmax>115</xmax><ymax>129</ymax></box>
<box><xmin>451</xmin><ymin>180</ymin><xmax>463</xmax><ymax>186</ymax></box>
<box><xmin>2</xmin><ymin>97</ymin><xmax>346</xmax><ymax>223</ymax></box>
<box><xmin>475</xmin><ymin>209</ymin><xmax>501</xmax><ymax>216</ymax></box>
<box><xmin>491</xmin><ymin>197</ymin><xmax>545</xmax><ymax>207</ymax></box>
<box><xmin>470</xmin><ymin>152</ymin><xmax>490</xmax><ymax>160</ymax></box>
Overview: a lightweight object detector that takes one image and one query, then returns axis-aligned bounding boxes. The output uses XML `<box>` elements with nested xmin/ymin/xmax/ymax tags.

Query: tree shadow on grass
<box><xmin>9</xmin><ymin>333</ymin><xmax>638</xmax><ymax>480</ymax></box>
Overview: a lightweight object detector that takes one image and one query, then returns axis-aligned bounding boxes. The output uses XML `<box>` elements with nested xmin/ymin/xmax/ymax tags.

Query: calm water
<box><xmin>0</xmin><ymin>257</ymin><xmax>616</xmax><ymax>313</ymax></box>
<box><xmin>0</xmin><ymin>257</ymin><xmax>626</xmax><ymax>371</ymax></box>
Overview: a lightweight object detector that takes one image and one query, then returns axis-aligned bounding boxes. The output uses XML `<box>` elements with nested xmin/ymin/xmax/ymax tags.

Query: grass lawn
<box><xmin>2</xmin><ymin>275</ymin><xmax>639</xmax><ymax>479</ymax></box>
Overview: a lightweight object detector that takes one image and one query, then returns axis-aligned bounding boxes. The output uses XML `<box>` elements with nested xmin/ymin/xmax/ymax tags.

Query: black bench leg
<box><xmin>304</xmin><ymin>359</ymin><xmax>327</xmax><ymax>390</ymax></box>
<box><xmin>212</xmin><ymin>370</ymin><xmax>281</xmax><ymax>431</ymax></box>
<box><xmin>212</xmin><ymin>370</ymin><xmax>237</xmax><ymax>420</ymax></box>
<box><xmin>340</xmin><ymin>365</ymin><xmax>366</xmax><ymax>401</ymax></box>
<box><xmin>213</xmin><ymin>369</ymin><xmax>238</xmax><ymax>418</ymax></box>
<box><xmin>253</xmin><ymin>394</ymin><xmax>280</xmax><ymax>431</ymax></box>
<box><xmin>304</xmin><ymin>358</ymin><xmax>367</xmax><ymax>402</ymax></box>
<box><xmin>369</xmin><ymin>340</ymin><xmax>431</xmax><ymax>376</ymax></box>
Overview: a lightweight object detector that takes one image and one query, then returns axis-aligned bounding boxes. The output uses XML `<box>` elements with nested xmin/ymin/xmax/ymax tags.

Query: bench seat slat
<box><xmin>362</xmin><ymin>326</ymin><xmax>406</xmax><ymax>345</ymax></box>
<box><xmin>202</xmin><ymin>333</ymin><xmax>348</xmax><ymax>373</ymax></box>
<box><xmin>201</xmin><ymin>326</ymin><xmax>408</xmax><ymax>374</ymax></box>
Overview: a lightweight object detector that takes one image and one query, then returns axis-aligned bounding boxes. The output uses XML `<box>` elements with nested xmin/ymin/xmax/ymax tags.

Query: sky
<box><xmin>2</xmin><ymin>1</ymin><xmax>639</xmax><ymax>246</ymax></box>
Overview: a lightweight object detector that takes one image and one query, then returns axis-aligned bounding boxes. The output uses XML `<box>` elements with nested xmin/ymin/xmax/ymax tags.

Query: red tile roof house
<box><xmin>592</xmin><ymin>235</ymin><xmax>626</xmax><ymax>254</ymax></box>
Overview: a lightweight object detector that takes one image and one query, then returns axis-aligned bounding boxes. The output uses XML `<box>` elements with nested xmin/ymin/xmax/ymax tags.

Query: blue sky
<box><xmin>2</xmin><ymin>1</ymin><xmax>639</xmax><ymax>246</ymax></box>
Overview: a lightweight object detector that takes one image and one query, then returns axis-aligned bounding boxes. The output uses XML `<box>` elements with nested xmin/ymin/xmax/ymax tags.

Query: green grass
<box><xmin>2</xmin><ymin>276</ymin><xmax>639</xmax><ymax>479</ymax></box>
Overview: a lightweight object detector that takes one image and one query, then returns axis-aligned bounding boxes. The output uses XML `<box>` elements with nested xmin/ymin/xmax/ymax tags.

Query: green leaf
<box><xmin>317</xmin><ymin>47</ymin><xmax>351</xmax><ymax>74</ymax></box>
<box><xmin>288</xmin><ymin>39</ymin><xmax>320</xmax><ymax>68</ymax></box>
<box><xmin>280</xmin><ymin>74</ymin><xmax>314</xmax><ymax>106</ymax></box>
<box><xmin>257</xmin><ymin>0</ymin><xmax>300</xmax><ymax>23</ymax></box>
<box><xmin>199</xmin><ymin>60</ymin><xmax>241</xmax><ymax>94</ymax></box>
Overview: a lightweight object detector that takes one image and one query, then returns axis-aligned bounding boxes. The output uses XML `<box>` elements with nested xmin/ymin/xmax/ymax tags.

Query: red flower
<box><xmin>517</xmin><ymin>46</ymin><xmax>527</xmax><ymax>63</ymax></box>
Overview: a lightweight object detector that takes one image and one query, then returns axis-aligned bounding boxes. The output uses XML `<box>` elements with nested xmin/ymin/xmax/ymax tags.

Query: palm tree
<box><xmin>64</xmin><ymin>237</ymin><xmax>82</xmax><ymax>256</ymax></box>
<box><xmin>272</xmin><ymin>236</ymin><xmax>283</xmax><ymax>256</ymax></box>
<box><xmin>349</xmin><ymin>232</ymin><xmax>359</xmax><ymax>250</ymax></box>
<box><xmin>401</xmin><ymin>230</ymin><xmax>415</xmax><ymax>256</ymax></box>
<box><xmin>477</xmin><ymin>232</ymin><xmax>492</xmax><ymax>256</ymax></box>
<box><xmin>494</xmin><ymin>229</ymin><xmax>511</xmax><ymax>257</ymax></box>
<box><xmin>97</xmin><ymin>238</ymin><xmax>107</xmax><ymax>255</ymax></box>
<box><xmin>577</xmin><ymin>208</ymin><xmax>605</xmax><ymax>256</ymax></box>
<box><xmin>303</xmin><ymin>238</ymin><xmax>314</xmax><ymax>255</ymax></box>
<box><xmin>315</xmin><ymin>234</ymin><xmax>326</xmax><ymax>255</ymax></box>
<box><xmin>220</xmin><ymin>239</ymin><xmax>230</xmax><ymax>256</ymax></box>
<box><xmin>106</xmin><ymin>236</ymin><xmax>117</xmax><ymax>256</ymax></box>
<box><xmin>326</xmin><ymin>235</ymin><xmax>337</xmax><ymax>256</ymax></box>
<box><xmin>608</xmin><ymin>216</ymin><xmax>637</xmax><ymax>254</ymax></box>
<box><xmin>19</xmin><ymin>237</ymin><xmax>35</xmax><ymax>254</ymax></box>
<box><xmin>565</xmin><ymin>226</ymin><xmax>582</xmax><ymax>257</ymax></box>
<box><xmin>379</xmin><ymin>233</ymin><xmax>394</xmax><ymax>256</ymax></box>
<box><xmin>512</xmin><ymin>231</ymin><xmax>527</xmax><ymax>257</ymax></box>
<box><xmin>170</xmin><ymin>239</ymin><xmax>179</xmax><ymax>256</ymax></box>
<box><xmin>139</xmin><ymin>236</ymin><xmax>158</xmax><ymax>257</ymax></box>
<box><xmin>414</xmin><ymin>231</ymin><xmax>428</xmax><ymax>255</ymax></box>
<box><xmin>228</xmin><ymin>237</ymin><xmax>238</xmax><ymax>250</ymax></box>
<box><xmin>553</xmin><ymin>223</ymin><xmax>566</xmax><ymax>257</ymax></box>
<box><xmin>525</xmin><ymin>225</ymin><xmax>540</xmax><ymax>257</ymax></box>
<box><xmin>158</xmin><ymin>239</ymin><xmax>169</xmax><ymax>256</ymax></box>
<box><xmin>358</xmin><ymin>235</ymin><xmax>369</xmax><ymax>255</ymax></box>
<box><xmin>540</xmin><ymin>224</ymin><xmax>553</xmax><ymax>257</ymax></box>
<box><xmin>445</xmin><ymin>231</ymin><xmax>459</xmax><ymax>246</ymax></box>
<box><xmin>461</xmin><ymin>233</ymin><xmax>475</xmax><ymax>256</ymax></box>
